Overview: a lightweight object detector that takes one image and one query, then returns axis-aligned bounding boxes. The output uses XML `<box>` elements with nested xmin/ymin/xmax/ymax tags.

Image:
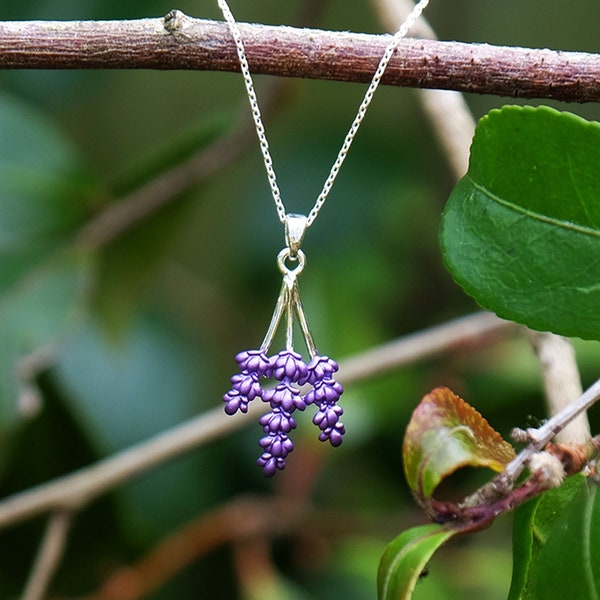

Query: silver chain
<box><xmin>216</xmin><ymin>0</ymin><xmax>430</xmax><ymax>228</ymax></box>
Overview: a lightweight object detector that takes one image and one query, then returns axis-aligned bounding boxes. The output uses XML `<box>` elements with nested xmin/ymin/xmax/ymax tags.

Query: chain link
<box><xmin>216</xmin><ymin>0</ymin><xmax>430</xmax><ymax>227</ymax></box>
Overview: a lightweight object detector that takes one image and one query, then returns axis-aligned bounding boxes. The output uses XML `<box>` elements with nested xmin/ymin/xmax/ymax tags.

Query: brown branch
<box><xmin>83</xmin><ymin>496</ymin><xmax>302</xmax><ymax>600</ymax></box>
<box><xmin>372</xmin><ymin>0</ymin><xmax>475</xmax><ymax>178</ymax></box>
<box><xmin>0</xmin><ymin>312</ymin><xmax>514</xmax><ymax>531</ymax></box>
<box><xmin>22</xmin><ymin>511</ymin><xmax>73</xmax><ymax>600</ymax></box>
<box><xmin>0</xmin><ymin>11</ymin><xmax>599</xmax><ymax>102</ymax></box>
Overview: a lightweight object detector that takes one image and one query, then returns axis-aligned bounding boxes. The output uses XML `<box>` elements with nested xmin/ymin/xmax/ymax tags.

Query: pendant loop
<box><xmin>284</xmin><ymin>213</ymin><xmax>308</xmax><ymax>258</ymax></box>
<box><xmin>277</xmin><ymin>248</ymin><xmax>306</xmax><ymax>279</ymax></box>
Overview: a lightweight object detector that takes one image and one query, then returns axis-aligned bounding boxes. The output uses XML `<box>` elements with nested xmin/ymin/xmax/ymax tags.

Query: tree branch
<box><xmin>372</xmin><ymin>0</ymin><xmax>475</xmax><ymax>178</ymax></box>
<box><xmin>0</xmin><ymin>311</ymin><xmax>514</xmax><ymax>531</ymax></box>
<box><xmin>74</xmin><ymin>77</ymin><xmax>288</xmax><ymax>251</ymax></box>
<box><xmin>22</xmin><ymin>511</ymin><xmax>73</xmax><ymax>600</ymax></box>
<box><xmin>0</xmin><ymin>11</ymin><xmax>599</xmax><ymax>102</ymax></box>
<box><xmin>527</xmin><ymin>331</ymin><xmax>590</xmax><ymax>445</ymax></box>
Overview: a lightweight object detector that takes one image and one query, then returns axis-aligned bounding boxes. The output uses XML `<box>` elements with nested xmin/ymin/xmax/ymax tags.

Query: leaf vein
<box><xmin>468</xmin><ymin>177</ymin><xmax>600</xmax><ymax>239</ymax></box>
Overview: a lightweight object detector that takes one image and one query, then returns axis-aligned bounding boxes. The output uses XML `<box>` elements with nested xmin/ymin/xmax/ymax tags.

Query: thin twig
<box><xmin>75</xmin><ymin>78</ymin><xmax>288</xmax><ymax>251</ymax></box>
<box><xmin>0</xmin><ymin>404</ymin><xmax>249</xmax><ymax>530</ymax></box>
<box><xmin>0</xmin><ymin>14</ymin><xmax>599</xmax><ymax>102</ymax></box>
<box><xmin>22</xmin><ymin>511</ymin><xmax>73</xmax><ymax>600</ymax></box>
<box><xmin>527</xmin><ymin>331</ymin><xmax>589</xmax><ymax>444</ymax></box>
<box><xmin>84</xmin><ymin>494</ymin><xmax>412</xmax><ymax>600</ymax></box>
<box><xmin>496</xmin><ymin>375</ymin><xmax>600</xmax><ymax>490</ymax></box>
<box><xmin>338</xmin><ymin>311</ymin><xmax>512</xmax><ymax>384</ymax></box>
<box><xmin>84</xmin><ymin>496</ymin><xmax>302</xmax><ymax>600</ymax></box>
<box><xmin>0</xmin><ymin>311</ymin><xmax>514</xmax><ymax>530</ymax></box>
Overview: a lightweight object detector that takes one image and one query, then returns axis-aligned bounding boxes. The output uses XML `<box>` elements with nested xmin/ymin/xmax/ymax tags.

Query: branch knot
<box><xmin>163</xmin><ymin>9</ymin><xmax>187</xmax><ymax>34</ymax></box>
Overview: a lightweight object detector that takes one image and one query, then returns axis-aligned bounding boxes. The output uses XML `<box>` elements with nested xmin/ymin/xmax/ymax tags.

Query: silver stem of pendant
<box><xmin>292</xmin><ymin>285</ymin><xmax>318</xmax><ymax>358</ymax></box>
<box><xmin>216</xmin><ymin>0</ymin><xmax>430</xmax><ymax>228</ymax></box>
<box><xmin>259</xmin><ymin>248</ymin><xmax>307</xmax><ymax>352</ymax></box>
<box><xmin>286</xmin><ymin>288</ymin><xmax>295</xmax><ymax>352</ymax></box>
<box><xmin>259</xmin><ymin>280</ymin><xmax>289</xmax><ymax>353</ymax></box>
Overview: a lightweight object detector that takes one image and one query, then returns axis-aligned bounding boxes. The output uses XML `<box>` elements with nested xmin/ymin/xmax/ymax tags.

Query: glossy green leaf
<box><xmin>509</xmin><ymin>474</ymin><xmax>600</xmax><ymax>599</ymax></box>
<box><xmin>441</xmin><ymin>105</ymin><xmax>600</xmax><ymax>340</ymax></box>
<box><xmin>0</xmin><ymin>93</ymin><xmax>97</xmax><ymax>429</ymax></box>
<box><xmin>378</xmin><ymin>524</ymin><xmax>454</xmax><ymax>600</ymax></box>
<box><xmin>403</xmin><ymin>387</ymin><xmax>515</xmax><ymax>500</ymax></box>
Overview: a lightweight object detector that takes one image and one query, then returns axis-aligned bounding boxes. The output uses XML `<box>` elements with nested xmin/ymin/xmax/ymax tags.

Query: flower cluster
<box><xmin>223</xmin><ymin>349</ymin><xmax>345</xmax><ymax>477</ymax></box>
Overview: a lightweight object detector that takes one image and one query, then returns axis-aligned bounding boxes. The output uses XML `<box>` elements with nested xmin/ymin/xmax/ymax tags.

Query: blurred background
<box><xmin>1</xmin><ymin>1</ymin><xmax>600</xmax><ymax>598</ymax></box>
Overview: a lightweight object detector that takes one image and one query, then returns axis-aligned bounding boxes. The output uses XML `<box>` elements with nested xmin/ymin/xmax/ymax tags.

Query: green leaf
<box><xmin>508</xmin><ymin>474</ymin><xmax>600</xmax><ymax>599</ymax></box>
<box><xmin>0</xmin><ymin>93</ymin><xmax>97</xmax><ymax>429</ymax></box>
<box><xmin>403</xmin><ymin>387</ymin><xmax>515</xmax><ymax>500</ymax></box>
<box><xmin>441</xmin><ymin>105</ymin><xmax>600</xmax><ymax>340</ymax></box>
<box><xmin>377</xmin><ymin>523</ymin><xmax>454</xmax><ymax>600</ymax></box>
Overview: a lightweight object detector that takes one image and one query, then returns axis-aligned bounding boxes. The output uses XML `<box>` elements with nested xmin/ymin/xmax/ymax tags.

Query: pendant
<box><xmin>223</xmin><ymin>214</ymin><xmax>345</xmax><ymax>477</ymax></box>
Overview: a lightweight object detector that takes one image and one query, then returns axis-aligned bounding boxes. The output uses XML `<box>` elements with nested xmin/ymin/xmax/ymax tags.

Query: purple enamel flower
<box><xmin>259</xmin><ymin>407</ymin><xmax>297</xmax><ymax>433</ymax></box>
<box><xmin>230</xmin><ymin>372</ymin><xmax>262</xmax><ymax>400</ymax></box>
<box><xmin>306</xmin><ymin>377</ymin><xmax>345</xmax><ymax>447</ymax></box>
<box><xmin>306</xmin><ymin>355</ymin><xmax>339</xmax><ymax>385</ymax></box>
<box><xmin>313</xmin><ymin>402</ymin><xmax>344</xmax><ymax>431</ymax></box>
<box><xmin>223</xmin><ymin>389</ymin><xmax>249</xmax><ymax>415</ymax></box>
<box><xmin>223</xmin><ymin>368</ymin><xmax>264</xmax><ymax>415</ymax></box>
<box><xmin>225</xmin><ymin>345</ymin><xmax>345</xmax><ymax>476</ymax></box>
<box><xmin>257</xmin><ymin>431</ymin><xmax>295</xmax><ymax>477</ymax></box>
<box><xmin>271</xmin><ymin>350</ymin><xmax>309</xmax><ymax>384</ymax></box>
<box><xmin>257</xmin><ymin>453</ymin><xmax>285</xmax><ymax>478</ymax></box>
<box><xmin>319</xmin><ymin>422</ymin><xmax>346</xmax><ymax>447</ymax></box>
<box><xmin>236</xmin><ymin>349</ymin><xmax>272</xmax><ymax>377</ymax></box>
<box><xmin>304</xmin><ymin>377</ymin><xmax>343</xmax><ymax>406</ymax></box>
<box><xmin>263</xmin><ymin>382</ymin><xmax>307</xmax><ymax>412</ymax></box>
<box><xmin>259</xmin><ymin>431</ymin><xmax>294</xmax><ymax>458</ymax></box>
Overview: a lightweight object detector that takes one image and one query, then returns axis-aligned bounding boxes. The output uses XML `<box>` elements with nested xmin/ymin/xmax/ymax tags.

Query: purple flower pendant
<box><xmin>223</xmin><ymin>215</ymin><xmax>345</xmax><ymax>477</ymax></box>
<box><xmin>225</xmin><ymin>349</ymin><xmax>344</xmax><ymax>477</ymax></box>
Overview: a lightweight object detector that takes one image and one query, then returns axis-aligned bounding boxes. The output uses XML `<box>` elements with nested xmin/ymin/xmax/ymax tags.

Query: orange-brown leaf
<box><xmin>403</xmin><ymin>387</ymin><xmax>515</xmax><ymax>500</ymax></box>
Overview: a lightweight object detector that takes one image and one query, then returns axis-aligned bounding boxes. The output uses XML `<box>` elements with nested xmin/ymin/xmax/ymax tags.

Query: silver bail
<box><xmin>284</xmin><ymin>213</ymin><xmax>308</xmax><ymax>258</ymax></box>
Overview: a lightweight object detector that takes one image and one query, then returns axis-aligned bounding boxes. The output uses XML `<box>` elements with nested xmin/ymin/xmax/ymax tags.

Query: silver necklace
<box><xmin>220</xmin><ymin>0</ymin><xmax>431</xmax><ymax>477</ymax></box>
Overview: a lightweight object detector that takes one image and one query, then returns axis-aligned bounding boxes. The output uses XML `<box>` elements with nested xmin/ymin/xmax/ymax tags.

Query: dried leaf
<box><xmin>403</xmin><ymin>387</ymin><xmax>515</xmax><ymax>501</ymax></box>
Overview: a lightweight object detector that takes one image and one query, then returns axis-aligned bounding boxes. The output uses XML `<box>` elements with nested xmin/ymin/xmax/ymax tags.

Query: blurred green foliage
<box><xmin>0</xmin><ymin>1</ymin><xmax>599</xmax><ymax>598</ymax></box>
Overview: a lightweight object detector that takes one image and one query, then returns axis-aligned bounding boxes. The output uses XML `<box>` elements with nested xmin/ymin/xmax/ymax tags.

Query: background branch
<box><xmin>375</xmin><ymin>0</ymin><xmax>589</xmax><ymax>447</ymax></box>
<box><xmin>527</xmin><ymin>331</ymin><xmax>589</xmax><ymax>444</ymax></box>
<box><xmin>372</xmin><ymin>0</ymin><xmax>475</xmax><ymax>178</ymax></box>
<box><xmin>75</xmin><ymin>78</ymin><xmax>288</xmax><ymax>250</ymax></box>
<box><xmin>0</xmin><ymin>311</ymin><xmax>514</xmax><ymax>530</ymax></box>
<box><xmin>487</xmin><ymin>375</ymin><xmax>600</xmax><ymax>495</ymax></box>
<box><xmin>0</xmin><ymin>13</ymin><xmax>599</xmax><ymax>102</ymax></box>
<box><xmin>22</xmin><ymin>511</ymin><xmax>73</xmax><ymax>600</ymax></box>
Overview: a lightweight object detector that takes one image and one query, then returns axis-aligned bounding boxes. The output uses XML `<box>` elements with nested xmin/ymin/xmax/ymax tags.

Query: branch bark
<box><xmin>0</xmin><ymin>11</ymin><xmax>599</xmax><ymax>103</ymax></box>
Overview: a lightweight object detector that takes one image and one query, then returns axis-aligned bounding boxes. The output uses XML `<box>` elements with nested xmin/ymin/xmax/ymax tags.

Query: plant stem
<box><xmin>0</xmin><ymin>13</ymin><xmax>599</xmax><ymax>102</ymax></box>
<box><xmin>22</xmin><ymin>511</ymin><xmax>73</xmax><ymax>600</ymax></box>
<box><xmin>0</xmin><ymin>312</ymin><xmax>514</xmax><ymax>530</ymax></box>
<box><xmin>372</xmin><ymin>0</ymin><xmax>475</xmax><ymax>178</ymax></box>
<box><xmin>497</xmin><ymin>375</ymin><xmax>600</xmax><ymax>489</ymax></box>
<box><xmin>527</xmin><ymin>331</ymin><xmax>589</xmax><ymax>444</ymax></box>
